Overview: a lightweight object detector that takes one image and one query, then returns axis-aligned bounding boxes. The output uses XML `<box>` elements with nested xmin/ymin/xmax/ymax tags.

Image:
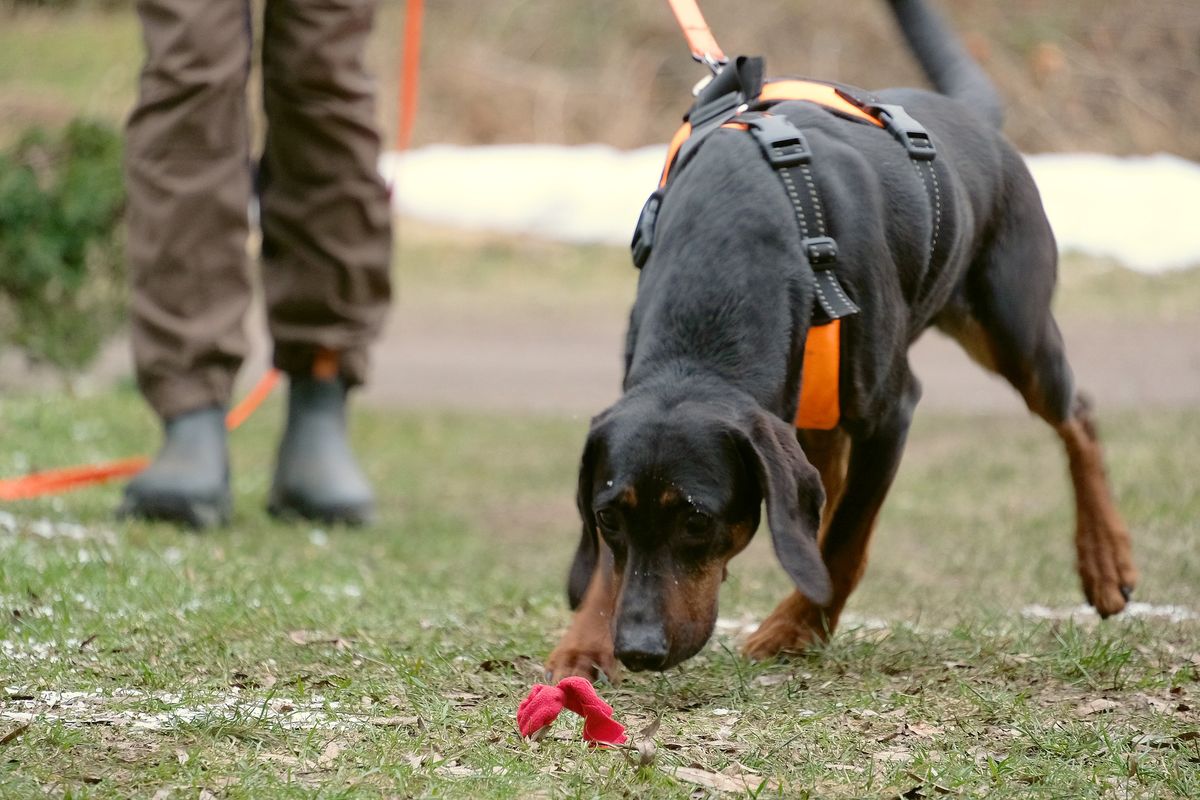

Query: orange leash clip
<box><xmin>0</xmin><ymin>370</ymin><xmax>281</xmax><ymax>502</ymax></box>
<box><xmin>666</xmin><ymin>0</ymin><xmax>728</xmax><ymax>72</ymax></box>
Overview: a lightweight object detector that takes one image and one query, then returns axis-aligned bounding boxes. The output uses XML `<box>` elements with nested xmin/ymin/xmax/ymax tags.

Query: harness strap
<box><xmin>759</xmin><ymin>81</ymin><xmax>883</xmax><ymax>127</ymax></box>
<box><xmin>834</xmin><ymin>92</ymin><xmax>943</xmax><ymax>260</ymax></box>
<box><xmin>742</xmin><ymin>113</ymin><xmax>860</xmax><ymax>323</ymax></box>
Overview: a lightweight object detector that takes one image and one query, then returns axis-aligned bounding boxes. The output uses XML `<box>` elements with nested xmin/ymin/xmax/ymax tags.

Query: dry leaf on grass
<box><xmin>873</xmin><ymin>747</ymin><xmax>914</xmax><ymax>765</ymax></box>
<box><xmin>823</xmin><ymin>763</ymin><xmax>866</xmax><ymax>774</ymax></box>
<box><xmin>441</xmin><ymin>691</ymin><xmax>483</xmax><ymax>705</ymax></box>
<box><xmin>906</xmin><ymin>722</ymin><xmax>942</xmax><ymax>739</ymax></box>
<box><xmin>0</xmin><ymin>723</ymin><xmax>29</xmax><ymax>746</ymax></box>
<box><xmin>317</xmin><ymin>741</ymin><xmax>342</xmax><ymax>768</ymax></box>
<box><xmin>1131</xmin><ymin>734</ymin><xmax>1177</xmax><ymax>750</ymax></box>
<box><xmin>435</xmin><ymin>764</ymin><xmax>478</xmax><ymax>777</ymax></box>
<box><xmin>288</xmin><ymin>630</ymin><xmax>352</xmax><ymax>649</ymax></box>
<box><xmin>622</xmin><ymin>718</ymin><xmax>660</xmax><ymax>768</ymax></box>
<box><xmin>258</xmin><ymin>753</ymin><xmax>309</xmax><ymax>769</ymax></box>
<box><xmin>752</xmin><ymin>672</ymin><xmax>793</xmax><ymax>687</ymax></box>
<box><xmin>363</xmin><ymin>715</ymin><xmax>421</xmax><ymax>728</ymax></box>
<box><xmin>1135</xmin><ymin>693</ymin><xmax>1180</xmax><ymax>714</ymax></box>
<box><xmin>1075</xmin><ymin>698</ymin><xmax>1120</xmax><ymax>717</ymax></box>
<box><xmin>878</xmin><ymin>721</ymin><xmax>938</xmax><ymax>744</ymax></box>
<box><xmin>667</xmin><ymin>765</ymin><xmax>775</xmax><ymax>793</ymax></box>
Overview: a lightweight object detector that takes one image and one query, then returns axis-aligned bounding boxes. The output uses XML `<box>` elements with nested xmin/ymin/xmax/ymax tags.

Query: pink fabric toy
<box><xmin>517</xmin><ymin>676</ymin><xmax>627</xmax><ymax>746</ymax></box>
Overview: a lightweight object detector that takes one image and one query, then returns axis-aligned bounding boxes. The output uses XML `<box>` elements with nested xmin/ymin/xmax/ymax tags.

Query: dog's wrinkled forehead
<box><xmin>592</xmin><ymin>404</ymin><xmax>744</xmax><ymax>512</ymax></box>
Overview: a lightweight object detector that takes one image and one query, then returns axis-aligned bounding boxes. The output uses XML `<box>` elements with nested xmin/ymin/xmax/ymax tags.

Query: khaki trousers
<box><xmin>125</xmin><ymin>0</ymin><xmax>393</xmax><ymax>420</ymax></box>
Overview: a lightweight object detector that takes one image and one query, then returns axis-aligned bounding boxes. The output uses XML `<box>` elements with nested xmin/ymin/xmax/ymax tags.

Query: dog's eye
<box><xmin>595</xmin><ymin>508</ymin><xmax>619</xmax><ymax>532</ymax></box>
<box><xmin>683</xmin><ymin>512</ymin><xmax>713</xmax><ymax>537</ymax></box>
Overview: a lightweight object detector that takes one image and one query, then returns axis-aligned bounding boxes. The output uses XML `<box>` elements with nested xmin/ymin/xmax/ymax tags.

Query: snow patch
<box><xmin>1022</xmin><ymin>602</ymin><xmax>1198</xmax><ymax>623</ymax></box>
<box><xmin>381</xmin><ymin>147</ymin><xmax>1200</xmax><ymax>274</ymax></box>
<box><xmin>0</xmin><ymin>687</ymin><xmax>415</xmax><ymax>732</ymax></box>
<box><xmin>0</xmin><ymin>511</ymin><xmax>115</xmax><ymax>544</ymax></box>
<box><xmin>1026</xmin><ymin>153</ymin><xmax>1200</xmax><ymax>273</ymax></box>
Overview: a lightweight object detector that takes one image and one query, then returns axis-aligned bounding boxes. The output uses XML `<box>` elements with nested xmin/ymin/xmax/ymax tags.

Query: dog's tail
<box><xmin>886</xmin><ymin>0</ymin><xmax>1004</xmax><ymax>127</ymax></box>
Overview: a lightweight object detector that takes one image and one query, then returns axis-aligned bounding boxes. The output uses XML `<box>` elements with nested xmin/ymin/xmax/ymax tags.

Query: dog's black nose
<box><xmin>615</xmin><ymin>629</ymin><xmax>669</xmax><ymax>672</ymax></box>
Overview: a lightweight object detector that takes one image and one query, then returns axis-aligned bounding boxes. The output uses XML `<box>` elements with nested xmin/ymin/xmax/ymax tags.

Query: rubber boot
<box><xmin>118</xmin><ymin>406</ymin><xmax>231</xmax><ymax>529</ymax></box>
<box><xmin>268</xmin><ymin>375</ymin><xmax>375</xmax><ymax>526</ymax></box>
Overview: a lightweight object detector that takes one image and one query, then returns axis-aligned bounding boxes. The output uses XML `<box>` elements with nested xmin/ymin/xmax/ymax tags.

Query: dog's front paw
<box><xmin>742</xmin><ymin>617</ymin><xmax>820</xmax><ymax>661</ymax></box>
<box><xmin>545</xmin><ymin>639</ymin><xmax>619</xmax><ymax>683</ymax></box>
<box><xmin>742</xmin><ymin>591</ymin><xmax>832</xmax><ymax>661</ymax></box>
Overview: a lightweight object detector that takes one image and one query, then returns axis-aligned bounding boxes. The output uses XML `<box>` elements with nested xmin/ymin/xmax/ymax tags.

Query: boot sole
<box><xmin>267</xmin><ymin>492</ymin><xmax>374</xmax><ymax>527</ymax></box>
<box><xmin>118</xmin><ymin>491</ymin><xmax>231</xmax><ymax>530</ymax></box>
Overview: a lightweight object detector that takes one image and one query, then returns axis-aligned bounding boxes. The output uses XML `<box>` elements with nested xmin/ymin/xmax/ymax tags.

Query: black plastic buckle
<box><xmin>631</xmin><ymin>190</ymin><xmax>662</xmax><ymax>269</ymax></box>
<box><xmin>802</xmin><ymin>236</ymin><xmax>839</xmax><ymax>269</ymax></box>
<box><xmin>747</xmin><ymin>115</ymin><xmax>812</xmax><ymax>168</ymax></box>
<box><xmin>872</xmin><ymin>104</ymin><xmax>936</xmax><ymax>161</ymax></box>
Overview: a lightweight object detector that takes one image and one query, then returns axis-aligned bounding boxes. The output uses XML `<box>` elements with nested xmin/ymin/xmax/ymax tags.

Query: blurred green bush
<box><xmin>0</xmin><ymin>119</ymin><xmax>126</xmax><ymax>372</ymax></box>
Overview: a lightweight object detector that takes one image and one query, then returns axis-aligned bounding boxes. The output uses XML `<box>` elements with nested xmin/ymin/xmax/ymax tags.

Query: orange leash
<box><xmin>395</xmin><ymin>0</ymin><xmax>425</xmax><ymax>150</ymax></box>
<box><xmin>666</xmin><ymin>0</ymin><xmax>727</xmax><ymax>70</ymax></box>
<box><xmin>0</xmin><ymin>370</ymin><xmax>281</xmax><ymax>502</ymax></box>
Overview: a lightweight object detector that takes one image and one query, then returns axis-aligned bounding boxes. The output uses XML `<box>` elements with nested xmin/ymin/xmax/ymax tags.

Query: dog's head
<box><xmin>567</xmin><ymin>388</ymin><xmax>831</xmax><ymax>672</ymax></box>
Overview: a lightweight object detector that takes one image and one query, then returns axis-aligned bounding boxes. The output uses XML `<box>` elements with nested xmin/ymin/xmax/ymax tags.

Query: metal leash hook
<box><xmin>667</xmin><ymin>0</ymin><xmax>728</xmax><ymax>81</ymax></box>
<box><xmin>698</xmin><ymin>51</ymin><xmax>726</xmax><ymax>75</ymax></box>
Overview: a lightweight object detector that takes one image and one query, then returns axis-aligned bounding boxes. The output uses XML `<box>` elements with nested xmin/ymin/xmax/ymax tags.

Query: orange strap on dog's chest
<box><xmin>794</xmin><ymin>319</ymin><xmax>841</xmax><ymax>430</ymax></box>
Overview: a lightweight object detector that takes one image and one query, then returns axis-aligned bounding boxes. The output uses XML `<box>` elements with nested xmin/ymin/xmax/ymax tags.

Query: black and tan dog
<box><xmin>547</xmin><ymin>0</ymin><xmax>1137</xmax><ymax>680</ymax></box>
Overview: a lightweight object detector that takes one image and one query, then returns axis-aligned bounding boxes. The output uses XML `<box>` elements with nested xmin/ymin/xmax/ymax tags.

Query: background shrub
<box><xmin>0</xmin><ymin>118</ymin><xmax>126</xmax><ymax>372</ymax></box>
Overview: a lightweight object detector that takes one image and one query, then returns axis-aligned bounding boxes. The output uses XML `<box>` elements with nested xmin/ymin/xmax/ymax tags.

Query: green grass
<box><xmin>1</xmin><ymin>388</ymin><xmax>1198</xmax><ymax>798</ymax></box>
<box><xmin>3</xmin><ymin>9</ymin><xmax>1199</xmax><ymax>792</ymax></box>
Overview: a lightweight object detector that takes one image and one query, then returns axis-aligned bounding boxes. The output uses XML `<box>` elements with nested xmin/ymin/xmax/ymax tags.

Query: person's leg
<box><xmin>259</xmin><ymin>0</ymin><xmax>393</xmax><ymax>524</ymax></box>
<box><xmin>121</xmin><ymin>0</ymin><xmax>254</xmax><ymax>527</ymax></box>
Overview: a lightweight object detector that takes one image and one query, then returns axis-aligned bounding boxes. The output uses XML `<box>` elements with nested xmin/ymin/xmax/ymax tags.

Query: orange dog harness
<box><xmin>632</xmin><ymin>61</ymin><xmax>938</xmax><ymax>430</ymax></box>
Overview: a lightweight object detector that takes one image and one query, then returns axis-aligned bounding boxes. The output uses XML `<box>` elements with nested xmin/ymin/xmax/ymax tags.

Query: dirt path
<box><xmin>359</xmin><ymin>304</ymin><xmax>1200</xmax><ymax>416</ymax></box>
<box><xmin>6</xmin><ymin>294</ymin><xmax>1196</xmax><ymax>418</ymax></box>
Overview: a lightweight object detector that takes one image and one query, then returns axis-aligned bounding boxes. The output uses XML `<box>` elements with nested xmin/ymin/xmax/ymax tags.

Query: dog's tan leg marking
<box><xmin>744</xmin><ymin>429</ymin><xmax>859</xmax><ymax>660</ymax></box>
<box><xmin>546</xmin><ymin>546</ymin><xmax>620</xmax><ymax>682</ymax></box>
<box><xmin>802</xmin><ymin>428</ymin><xmax>852</xmax><ymax>531</ymax></box>
<box><xmin>1057</xmin><ymin>398</ymin><xmax>1137</xmax><ymax>617</ymax></box>
<box><xmin>939</xmin><ymin>302</ymin><xmax>1138</xmax><ymax>618</ymax></box>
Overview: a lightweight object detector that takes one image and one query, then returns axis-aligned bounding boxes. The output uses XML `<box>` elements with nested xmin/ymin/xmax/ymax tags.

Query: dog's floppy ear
<box><xmin>736</xmin><ymin>410</ymin><xmax>832</xmax><ymax>605</ymax></box>
<box><xmin>567</xmin><ymin>421</ymin><xmax>605</xmax><ymax>609</ymax></box>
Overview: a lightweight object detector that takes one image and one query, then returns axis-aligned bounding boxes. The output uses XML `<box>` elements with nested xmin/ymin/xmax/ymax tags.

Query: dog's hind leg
<box><xmin>744</xmin><ymin>377</ymin><xmax>919</xmax><ymax>660</ymax></box>
<box><xmin>939</xmin><ymin>172</ymin><xmax>1137</xmax><ymax>616</ymax></box>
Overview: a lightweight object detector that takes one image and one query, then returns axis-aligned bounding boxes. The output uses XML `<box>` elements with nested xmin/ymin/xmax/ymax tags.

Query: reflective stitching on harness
<box><xmin>911</xmin><ymin>160</ymin><xmax>941</xmax><ymax>259</ymax></box>
<box><xmin>928</xmin><ymin>160</ymin><xmax>942</xmax><ymax>256</ymax></box>
<box><xmin>799</xmin><ymin>164</ymin><xmax>826</xmax><ymax>233</ymax></box>
<box><xmin>821</xmin><ymin>270</ymin><xmax>856</xmax><ymax>311</ymax></box>
<box><xmin>778</xmin><ymin>169</ymin><xmax>810</xmax><ymax>237</ymax></box>
<box><xmin>813</xmin><ymin>279</ymin><xmax>830</xmax><ymax>310</ymax></box>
